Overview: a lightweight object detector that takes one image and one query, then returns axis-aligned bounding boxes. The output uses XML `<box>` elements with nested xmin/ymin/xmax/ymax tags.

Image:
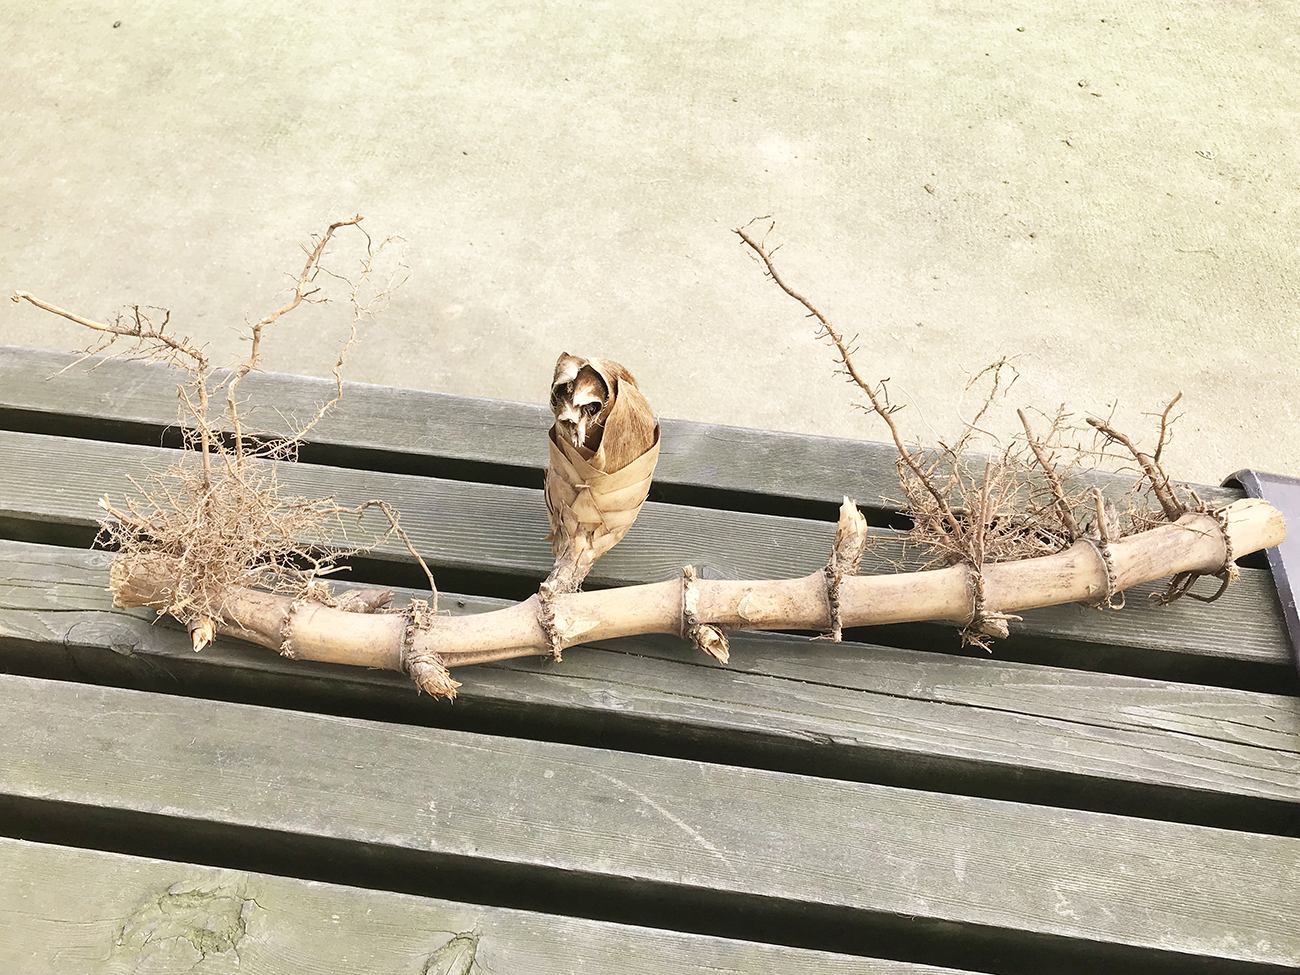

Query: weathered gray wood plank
<box><xmin>0</xmin><ymin>428</ymin><xmax>1290</xmax><ymax>670</ymax></box>
<box><xmin>0</xmin><ymin>426</ymin><xmax>839</xmax><ymax>584</ymax></box>
<box><xmin>0</xmin><ymin>344</ymin><xmax>905</xmax><ymax>511</ymax></box>
<box><xmin>2</xmin><ymin>673</ymin><xmax>1297</xmax><ymax>967</ymax></box>
<box><xmin>1</xmin><ymin>837</ymin><xmax>943</xmax><ymax>975</ymax></box>
<box><xmin>1</xmin><ymin>540</ymin><xmax>1295</xmax><ymax>824</ymax></box>
<box><xmin>0</xmin><ymin>344</ymin><xmax>1243</xmax><ymax>511</ymax></box>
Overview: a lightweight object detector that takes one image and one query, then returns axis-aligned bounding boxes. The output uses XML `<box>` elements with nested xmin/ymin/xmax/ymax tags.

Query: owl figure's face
<box><xmin>551</xmin><ymin>360</ymin><xmax>611</xmax><ymax>452</ymax></box>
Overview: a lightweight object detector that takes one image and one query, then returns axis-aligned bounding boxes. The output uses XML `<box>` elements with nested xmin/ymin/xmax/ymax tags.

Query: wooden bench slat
<box><xmin>0</xmin><ymin>426</ymin><xmax>835</xmax><ymax>583</ymax></box>
<box><xmin>6</xmin><ymin>345</ymin><xmax>1292</xmax><ymax>970</ymax></box>
<box><xmin>0</xmin><ymin>837</ymin><xmax>939</xmax><ymax>975</ymax></box>
<box><xmin>2</xmin><ymin>673</ymin><xmax>1297</xmax><ymax>967</ymax></box>
<box><xmin>0</xmin><ymin>344</ymin><xmax>1243</xmax><ymax>512</ymax></box>
<box><xmin>2</xmin><ymin>540</ymin><xmax>1295</xmax><ymax>828</ymax></box>
<box><xmin>0</xmin><ymin>428</ymin><xmax>1290</xmax><ymax>674</ymax></box>
<box><xmin>0</xmin><ymin>345</ymin><xmax>906</xmax><ymax>513</ymax></box>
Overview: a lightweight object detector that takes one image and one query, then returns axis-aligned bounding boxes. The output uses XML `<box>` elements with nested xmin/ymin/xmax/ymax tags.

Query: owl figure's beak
<box><xmin>554</xmin><ymin>400</ymin><xmax>579</xmax><ymax>447</ymax></box>
<box><xmin>551</xmin><ymin>360</ymin><xmax>611</xmax><ymax>453</ymax></box>
<box><xmin>570</xmin><ymin>389</ymin><xmax>604</xmax><ymax>450</ymax></box>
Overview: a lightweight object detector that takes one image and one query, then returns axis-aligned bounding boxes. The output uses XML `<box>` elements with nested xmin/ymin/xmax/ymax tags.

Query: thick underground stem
<box><xmin>109</xmin><ymin>498</ymin><xmax>1284</xmax><ymax>689</ymax></box>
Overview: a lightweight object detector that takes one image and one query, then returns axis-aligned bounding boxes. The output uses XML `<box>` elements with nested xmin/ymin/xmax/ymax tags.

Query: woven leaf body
<box><xmin>545</xmin><ymin>354</ymin><xmax>659</xmax><ymax>591</ymax></box>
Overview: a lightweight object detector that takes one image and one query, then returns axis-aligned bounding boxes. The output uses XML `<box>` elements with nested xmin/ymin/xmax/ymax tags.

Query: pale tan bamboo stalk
<box><xmin>110</xmin><ymin>497</ymin><xmax>1285</xmax><ymax>697</ymax></box>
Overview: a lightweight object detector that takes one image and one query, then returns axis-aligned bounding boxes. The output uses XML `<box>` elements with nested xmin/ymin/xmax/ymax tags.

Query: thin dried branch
<box><xmin>1152</xmin><ymin>391</ymin><xmax>1183</xmax><ymax>465</ymax></box>
<box><xmin>11</xmin><ymin>293</ymin><xmax>208</xmax><ymax>372</ymax></box>
<box><xmin>1087</xmin><ymin>400</ymin><xmax>1185</xmax><ymax>521</ymax></box>
<box><xmin>1018</xmin><ymin>408</ymin><xmax>1082</xmax><ymax>541</ymax></box>
<box><xmin>959</xmin><ymin>358</ymin><xmax>1019</xmax><ymax>441</ymax></box>
<box><xmin>295</xmin><ymin>226</ymin><xmax>408</xmax><ymax>444</ymax></box>
<box><xmin>342</xmin><ymin>499</ymin><xmax>438</xmax><ymax>605</ymax></box>
<box><xmin>225</xmin><ymin>215</ymin><xmax>364</xmax><ymax>459</ymax></box>
<box><xmin>12</xmin><ymin>293</ymin><xmax>218</xmax><ymax>486</ymax></box>
<box><xmin>734</xmin><ymin>221</ymin><xmax>964</xmax><ymax>541</ymax></box>
<box><xmin>735</xmin><ymin>223</ymin><xmax>1068</xmax><ymax>578</ymax></box>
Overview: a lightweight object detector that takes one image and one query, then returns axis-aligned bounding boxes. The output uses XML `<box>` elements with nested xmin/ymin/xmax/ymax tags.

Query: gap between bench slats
<box><xmin>0</xmin><ymin>836</ymin><xmax>933</xmax><ymax>975</ymax></box>
<box><xmin>0</xmin><ymin>673</ymin><xmax>1296</xmax><ymax>973</ymax></box>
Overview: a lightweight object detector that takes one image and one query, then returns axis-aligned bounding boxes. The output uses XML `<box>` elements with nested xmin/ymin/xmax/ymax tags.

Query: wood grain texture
<box><xmin>2</xmin><ymin>673</ymin><xmax>1297</xmax><ymax>967</ymax></box>
<box><xmin>0</xmin><ymin>345</ymin><xmax>902</xmax><ymax>510</ymax></box>
<box><xmin>6</xmin><ymin>346</ymin><xmax>1294</xmax><ymax>973</ymax></box>
<box><xmin>0</xmin><ymin>838</ymin><xmax>946</xmax><ymax>975</ymax></box>
<box><xmin>0</xmin><ymin>428</ymin><xmax>1289</xmax><ymax>669</ymax></box>
<box><xmin>0</xmin><ymin>344</ymin><xmax>1243</xmax><ymax>511</ymax></box>
<box><xmin>1</xmin><ymin>540</ymin><xmax>1295</xmax><ymax>823</ymax></box>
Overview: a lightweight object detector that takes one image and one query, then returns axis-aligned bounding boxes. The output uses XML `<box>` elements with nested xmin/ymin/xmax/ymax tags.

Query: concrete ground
<box><xmin>3</xmin><ymin>1</ymin><xmax>1297</xmax><ymax>488</ymax></box>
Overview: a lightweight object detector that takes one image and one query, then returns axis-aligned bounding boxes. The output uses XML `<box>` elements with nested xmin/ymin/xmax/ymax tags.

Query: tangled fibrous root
<box><xmin>15</xmin><ymin>216</ymin><xmax>435</xmax><ymax>650</ymax></box>
<box><xmin>734</xmin><ymin>218</ymin><xmax>1232</xmax><ymax>649</ymax></box>
<box><xmin>99</xmin><ymin>463</ymin><xmax>428</xmax><ymax>647</ymax></box>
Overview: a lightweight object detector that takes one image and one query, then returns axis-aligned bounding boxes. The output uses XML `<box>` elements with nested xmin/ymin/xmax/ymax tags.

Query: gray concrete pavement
<box><xmin>4</xmin><ymin>1</ymin><xmax>1297</xmax><ymax>488</ymax></box>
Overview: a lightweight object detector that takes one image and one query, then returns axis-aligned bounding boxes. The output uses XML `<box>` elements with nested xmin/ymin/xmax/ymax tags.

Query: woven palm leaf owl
<box><xmin>544</xmin><ymin>353</ymin><xmax>660</xmax><ymax>592</ymax></box>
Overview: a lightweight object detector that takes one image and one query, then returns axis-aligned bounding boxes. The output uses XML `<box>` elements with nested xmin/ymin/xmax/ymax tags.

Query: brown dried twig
<box><xmin>224</xmin><ymin>215</ymin><xmax>364</xmax><ymax>463</ymax></box>
<box><xmin>12</xmin><ymin>294</ymin><xmax>219</xmax><ymax>487</ymax></box>
<box><xmin>1019</xmin><ymin>408</ymin><xmax>1082</xmax><ymax>541</ymax></box>
<box><xmin>1087</xmin><ymin>397</ymin><xmax>1185</xmax><ymax>522</ymax></box>
<box><xmin>11</xmin><ymin>220</ymin><xmax>1276</xmax><ymax>698</ymax></box>
<box><xmin>735</xmin><ymin>221</ymin><xmax>965</xmax><ymax>542</ymax></box>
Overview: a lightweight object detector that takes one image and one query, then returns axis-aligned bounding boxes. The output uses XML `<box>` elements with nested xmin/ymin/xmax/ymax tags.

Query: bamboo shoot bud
<box><xmin>544</xmin><ymin>353</ymin><xmax>660</xmax><ymax>593</ymax></box>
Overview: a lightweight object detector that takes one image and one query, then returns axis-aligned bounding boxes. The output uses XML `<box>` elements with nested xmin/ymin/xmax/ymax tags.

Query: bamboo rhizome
<box><xmin>10</xmin><ymin>217</ymin><xmax>1287</xmax><ymax>698</ymax></box>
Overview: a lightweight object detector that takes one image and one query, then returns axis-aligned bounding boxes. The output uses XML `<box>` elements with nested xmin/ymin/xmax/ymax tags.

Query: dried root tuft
<box><xmin>735</xmin><ymin>219</ymin><xmax>1241</xmax><ymax>647</ymax></box>
<box><xmin>16</xmin><ymin>217</ymin><xmax>435</xmax><ymax>647</ymax></box>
